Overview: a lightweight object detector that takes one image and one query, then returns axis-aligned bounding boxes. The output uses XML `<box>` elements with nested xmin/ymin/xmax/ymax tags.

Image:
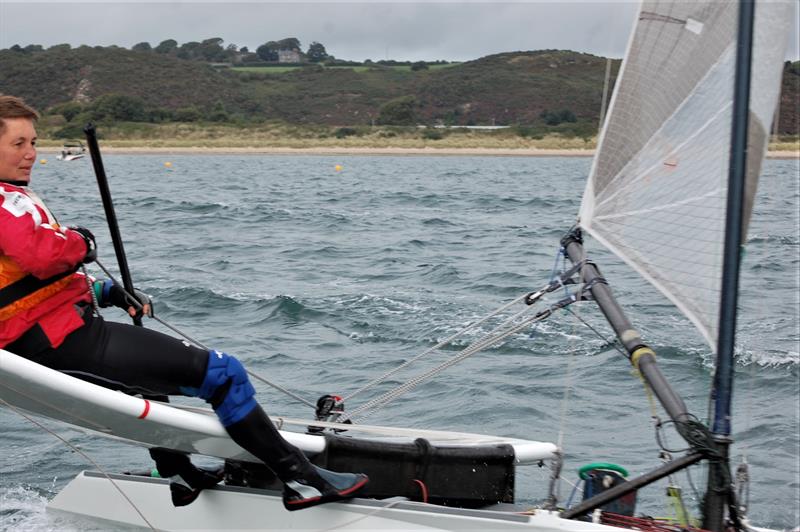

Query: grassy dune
<box><xmin>36</xmin><ymin>122</ymin><xmax>598</xmax><ymax>150</ymax></box>
<box><xmin>35</xmin><ymin>122</ymin><xmax>798</xmax><ymax>155</ymax></box>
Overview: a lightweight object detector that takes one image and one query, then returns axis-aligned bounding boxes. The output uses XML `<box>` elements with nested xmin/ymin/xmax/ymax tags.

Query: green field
<box><xmin>231</xmin><ymin>65</ymin><xmax>305</xmax><ymax>74</ymax></box>
<box><xmin>231</xmin><ymin>63</ymin><xmax>460</xmax><ymax>74</ymax></box>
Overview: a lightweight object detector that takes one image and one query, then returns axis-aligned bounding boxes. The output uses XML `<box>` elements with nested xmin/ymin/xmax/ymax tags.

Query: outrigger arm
<box><xmin>558</xmin><ymin>228</ymin><xmax>738</xmax><ymax>529</ymax></box>
<box><xmin>560</xmin><ymin>228</ymin><xmax>692</xmax><ymax>425</ymax></box>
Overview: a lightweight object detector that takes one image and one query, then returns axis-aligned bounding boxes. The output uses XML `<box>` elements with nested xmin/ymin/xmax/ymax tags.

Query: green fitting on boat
<box><xmin>151</xmin><ymin>468</ymin><xmax>162</xmax><ymax>478</ymax></box>
<box><xmin>630</xmin><ymin>347</ymin><xmax>655</xmax><ymax>370</ymax></box>
<box><xmin>578</xmin><ymin>462</ymin><xmax>629</xmax><ymax>480</ymax></box>
<box><xmin>92</xmin><ymin>280</ymin><xmax>104</xmax><ymax>303</ymax></box>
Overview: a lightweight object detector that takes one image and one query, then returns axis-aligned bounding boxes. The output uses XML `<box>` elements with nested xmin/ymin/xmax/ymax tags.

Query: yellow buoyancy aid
<box><xmin>0</xmin><ymin>255</ymin><xmax>76</xmax><ymax>321</ymax></box>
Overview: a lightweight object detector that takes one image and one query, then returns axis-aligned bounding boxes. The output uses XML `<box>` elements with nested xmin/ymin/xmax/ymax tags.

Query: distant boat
<box><xmin>56</xmin><ymin>141</ymin><xmax>86</xmax><ymax>161</ymax></box>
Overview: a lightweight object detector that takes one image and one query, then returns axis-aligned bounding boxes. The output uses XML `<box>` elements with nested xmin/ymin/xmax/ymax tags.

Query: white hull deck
<box><xmin>49</xmin><ymin>471</ymin><xmax>625</xmax><ymax>531</ymax></box>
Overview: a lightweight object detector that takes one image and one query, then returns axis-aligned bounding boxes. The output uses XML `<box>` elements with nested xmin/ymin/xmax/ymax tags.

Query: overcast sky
<box><xmin>1</xmin><ymin>1</ymin><xmax>797</xmax><ymax>62</ymax></box>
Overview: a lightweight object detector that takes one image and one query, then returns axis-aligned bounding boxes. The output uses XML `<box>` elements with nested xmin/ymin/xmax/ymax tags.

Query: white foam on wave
<box><xmin>0</xmin><ymin>484</ymin><xmax>128</xmax><ymax>532</ymax></box>
<box><xmin>0</xmin><ymin>485</ymin><xmax>49</xmax><ymax>532</ymax></box>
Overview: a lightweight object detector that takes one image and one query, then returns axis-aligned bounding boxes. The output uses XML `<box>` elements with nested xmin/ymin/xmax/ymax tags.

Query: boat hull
<box><xmin>48</xmin><ymin>471</ymin><xmax>627</xmax><ymax>531</ymax></box>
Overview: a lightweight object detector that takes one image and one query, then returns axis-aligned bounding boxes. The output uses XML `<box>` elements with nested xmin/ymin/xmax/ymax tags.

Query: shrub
<box><xmin>50</xmin><ymin>101</ymin><xmax>85</xmax><ymax>122</ymax></box>
<box><xmin>53</xmin><ymin>123</ymin><xmax>90</xmax><ymax>139</ymax></box>
<box><xmin>376</xmin><ymin>96</ymin><xmax>416</xmax><ymax>126</ymax></box>
<box><xmin>89</xmin><ymin>94</ymin><xmax>148</xmax><ymax>122</ymax></box>
<box><xmin>540</xmin><ymin>108</ymin><xmax>577</xmax><ymax>126</ymax></box>
<box><xmin>174</xmin><ymin>107</ymin><xmax>201</xmax><ymax>122</ymax></box>
<box><xmin>208</xmin><ymin>101</ymin><xmax>229</xmax><ymax>122</ymax></box>
<box><xmin>421</xmin><ymin>128</ymin><xmax>444</xmax><ymax>140</ymax></box>
<box><xmin>335</xmin><ymin>127</ymin><xmax>358</xmax><ymax>138</ymax></box>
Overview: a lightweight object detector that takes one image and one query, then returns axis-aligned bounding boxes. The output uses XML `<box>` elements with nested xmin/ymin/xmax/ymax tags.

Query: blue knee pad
<box><xmin>181</xmin><ymin>350</ymin><xmax>258</xmax><ymax>427</ymax></box>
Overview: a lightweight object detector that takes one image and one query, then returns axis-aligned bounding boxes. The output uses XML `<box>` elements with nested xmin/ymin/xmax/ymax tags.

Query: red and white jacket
<box><xmin>0</xmin><ymin>182</ymin><xmax>92</xmax><ymax>348</ymax></box>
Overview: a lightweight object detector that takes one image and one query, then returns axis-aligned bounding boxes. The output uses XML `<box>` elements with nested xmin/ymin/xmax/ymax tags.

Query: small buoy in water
<box><xmin>39</xmin><ymin>158</ymin><xmax>47</xmax><ymax>164</ymax></box>
<box><xmin>164</xmin><ymin>161</ymin><xmax>172</xmax><ymax>168</ymax></box>
<box><xmin>334</xmin><ymin>164</ymin><xmax>343</xmax><ymax>172</ymax></box>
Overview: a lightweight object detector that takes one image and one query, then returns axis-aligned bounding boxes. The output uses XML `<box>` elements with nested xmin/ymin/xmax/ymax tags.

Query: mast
<box><xmin>703</xmin><ymin>0</ymin><xmax>756</xmax><ymax>528</ymax></box>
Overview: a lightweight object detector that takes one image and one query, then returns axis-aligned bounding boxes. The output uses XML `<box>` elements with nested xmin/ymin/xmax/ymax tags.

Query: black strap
<box><xmin>0</xmin><ymin>180</ymin><xmax>28</xmax><ymax>187</ymax></box>
<box><xmin>0</xmin><ymin>268</ymin><xmax>76</xmax><ymax>309</ymax></box>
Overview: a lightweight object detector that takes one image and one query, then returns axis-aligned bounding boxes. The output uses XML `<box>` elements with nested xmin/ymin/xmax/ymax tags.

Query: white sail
<box><xmin>579</xmin><ymin>1</ymin><xmax>790</xmax><ymax>351</ymax></box>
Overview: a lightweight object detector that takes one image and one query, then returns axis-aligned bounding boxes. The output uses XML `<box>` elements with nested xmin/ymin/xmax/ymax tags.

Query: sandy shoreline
<box><xmin>37</xmin><ymin>145</ymin><xmax>799</xmax><ymax>159</ymax></box>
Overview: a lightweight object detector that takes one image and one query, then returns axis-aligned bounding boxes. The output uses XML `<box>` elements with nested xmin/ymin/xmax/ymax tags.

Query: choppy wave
<box><xmin>3</xmin><ymin>155</ymin><xmax>797</xmax><ymax>530</ymax></box>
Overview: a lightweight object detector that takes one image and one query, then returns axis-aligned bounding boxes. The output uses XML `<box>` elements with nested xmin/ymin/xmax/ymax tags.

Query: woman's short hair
<box><xmin>0</xmin><ymin>95</ymin><xmax>40</xmax><ymax>135</ymax></box>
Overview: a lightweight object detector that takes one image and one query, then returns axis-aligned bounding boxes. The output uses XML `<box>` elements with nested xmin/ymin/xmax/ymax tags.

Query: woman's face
<box><xmin>0</xmin><ymin>117</ymin><xmax>37</xmax><ymax>184</ymax></box>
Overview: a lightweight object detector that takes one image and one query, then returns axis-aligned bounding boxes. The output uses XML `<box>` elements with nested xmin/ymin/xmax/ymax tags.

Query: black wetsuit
<box><xmin>8</xmin><ymin>308</ymin><xmax>208</xmax><ymax>397</ymax></box>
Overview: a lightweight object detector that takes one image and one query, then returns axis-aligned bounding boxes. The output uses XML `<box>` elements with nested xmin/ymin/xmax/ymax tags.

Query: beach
<box><xmin>37</xmin><ymin>145</ymin><xmax>799</xmax><ymax>158</ymax></box>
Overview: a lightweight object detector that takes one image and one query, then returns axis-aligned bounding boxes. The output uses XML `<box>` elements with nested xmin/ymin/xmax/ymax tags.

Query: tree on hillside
<box><xmin>154</xmin><ymin>39</ymin><xmax>178</xmax><ymax>54</ymax></box>
<box><xmin>177</xmin><ymin>41</ymin><xmax>201</xmax><ymax>60</ymax></box>
<box><xmin>307</xmin><ymin>42</ymin><xmax>328</xmax><ymax>63</ymax></box>
<box><xmin>411</xmin><ymin>61</ymin><xmax>428</xmax><ymax>71</ymax></box>
<box><xmin>277</xmin><ymin>37</ymin><xmax>301</xmax><ymax>51</ymax></box>
<box><xmin>90</xmin><ymin>94</ymin><xmax>147</xmax><ymax>122</ymax></box>
<box><xmin>203</xmin><ymin>37</ymin><xmax>224</xmax><ymax>48</ymax></box>
<box><xmin>377</xmin><ymin>96</ymin><xmax>417</xmax><ymax>126</ymax></box>
<box><xmin>256</xmin><ymin>41</ymin><xmax>279</xmax><ymax>62</ymax></box>
<box><xmin>48</xmin><ymin>43</ymin><xmax>72</xmax><ymax>52</ymax></box>
<box><xmin>199</xmin><ymin>37</ymin><xmax>226</xmax><ymax>62</ymax></box>
<box><xmin>132</xmin><ymin>42</ymin><xmax>152</xmax><ymax>52</ymax></box>
<box><xmin>208</xmin><ymin>101</ymin><xmax>229</xmax><ymax>122</ymax></box>
<box><xmin>50</xmin><ymin>101</ymin><xmax>85</xmax><ymax>122</ymax></box>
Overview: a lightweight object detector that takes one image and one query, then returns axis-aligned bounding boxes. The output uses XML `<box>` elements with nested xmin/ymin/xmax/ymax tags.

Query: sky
<box><xmin>2</xmin><ymin>1</ymin><xmax>797</xmax><ymax>63</ymax></box>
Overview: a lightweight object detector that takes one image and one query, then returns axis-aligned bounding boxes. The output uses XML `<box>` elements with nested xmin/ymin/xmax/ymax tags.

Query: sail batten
<box><xmin>579</xmin><ymin>1</ymin><xmax>790</xmax><ymax>352</ymax></box>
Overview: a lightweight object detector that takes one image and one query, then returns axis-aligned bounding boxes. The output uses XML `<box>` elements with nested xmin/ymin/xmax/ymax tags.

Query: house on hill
<box><xmin>278</xmin><ymin>49</ymin><xmax>302</xmax><ymax>63</ymax></box>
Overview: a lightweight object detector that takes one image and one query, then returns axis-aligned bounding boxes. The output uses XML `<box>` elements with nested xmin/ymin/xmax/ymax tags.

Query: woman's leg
<box><xmin>22</xmin><ymin>314</ymin><xmax>222</xmax><ymax>505</ymax></box>
<box><xmin>25</xmin><ymin>313</ymin><xmax>209</xmax><ymax>396</ymax></box>
<box><xmin>24</xmin><ymin>313</ymin><xmax>368</xmax><ymax>510</ymax></box>
<box><xmin>180</xmin><ymin>349</ymin><xmax>369</xmax><ymax>511</ymax></box>
<box><xmin>225</xmin><ymin>405</ymin><xmax>369</xmax><ymax>511</ymax></box>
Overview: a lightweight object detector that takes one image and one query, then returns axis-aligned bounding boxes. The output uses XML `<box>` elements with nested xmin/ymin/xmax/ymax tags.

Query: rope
<box><xmin>564</xmin><ymin>307</ymin><xmax>626</xmax><ymax>357</ymax></box>
<box><xmin>341</xmin><ymin>299</ymin><xmax>562</xmax><ymax>423</ymax></box>
<box><xmin>0</xmin><ymin>397</ymin><xmax>157</xmax><ymax>531</ymax></box>
<box><xmin>342</xmin><ymin>293</ymin><xmax>528</xmax><ymax>403</ymax></box>
<box><xmin>80</xmin><ymin>265</ymin><xmax>99</xmax><ymax>315</ymax></box>
<box><xmin>91</xmin><ymin>258</ymin><xmax>317</xmax><ymax>410</ymax></box>
<box><xmin>549</xmin><ymin>248</ymin><xmax>583</xmax><ymax>507</ymax></box>
<box><xmin>341</xmin><ymin>249</ymin><xmax>590</xmax><ymax>422</ymax></box>
<box><xmin>735</xmin><ymin>343</ymin><xmax>757</xmax><ymax>514</ymax></box>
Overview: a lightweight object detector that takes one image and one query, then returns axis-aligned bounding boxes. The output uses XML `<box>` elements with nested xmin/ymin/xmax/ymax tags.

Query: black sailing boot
<box><xmin>225</xmin><ymin>406</ymin><xmax>369</xmax><ymax>511</ymax></box>
<box><xmin>149</xmin><ymin>448</ymin><xmax>224</xmax><ymax>507</ymax></box>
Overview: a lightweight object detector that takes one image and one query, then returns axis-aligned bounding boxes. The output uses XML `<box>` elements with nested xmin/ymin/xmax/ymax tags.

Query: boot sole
<box><xmin>284</xmin><ymin>475</ymin><xmax>369</xmax><ymax>511</ymax></box>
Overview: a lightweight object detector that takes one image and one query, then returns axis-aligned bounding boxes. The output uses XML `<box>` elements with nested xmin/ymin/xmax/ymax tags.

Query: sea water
<box><xmin>1</xmin><ymin>155</ymin><xmax>797</xmax><ymax>530</ymax></box>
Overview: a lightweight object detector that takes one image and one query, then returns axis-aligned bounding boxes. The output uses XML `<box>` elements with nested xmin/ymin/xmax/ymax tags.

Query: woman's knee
<box><xmin>180</xmin><ymin>350</ymin><xmax>257</xmax><ymax>426</ymax></box>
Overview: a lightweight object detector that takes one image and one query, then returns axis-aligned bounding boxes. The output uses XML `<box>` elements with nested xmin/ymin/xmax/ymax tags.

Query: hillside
<box><xmin>0</xmin><ymin>46</ymin><xmax>797</xmax><ymax>136</ymax></box>
<box><xmin>0</xmin><ymin>46</ymin><xmax>613</xmax><ymax>133</ymax></box>
<box><xmin>0</xmin><ymin>46</ymin><xmax>256</xmax><ymax>114</ymax></box>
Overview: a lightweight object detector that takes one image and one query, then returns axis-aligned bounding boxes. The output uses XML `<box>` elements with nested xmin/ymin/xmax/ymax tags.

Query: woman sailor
<box><xmin>0</xmin><ymin>94</ymin><xmax>367</xmax><ymax>510</ymax></box>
